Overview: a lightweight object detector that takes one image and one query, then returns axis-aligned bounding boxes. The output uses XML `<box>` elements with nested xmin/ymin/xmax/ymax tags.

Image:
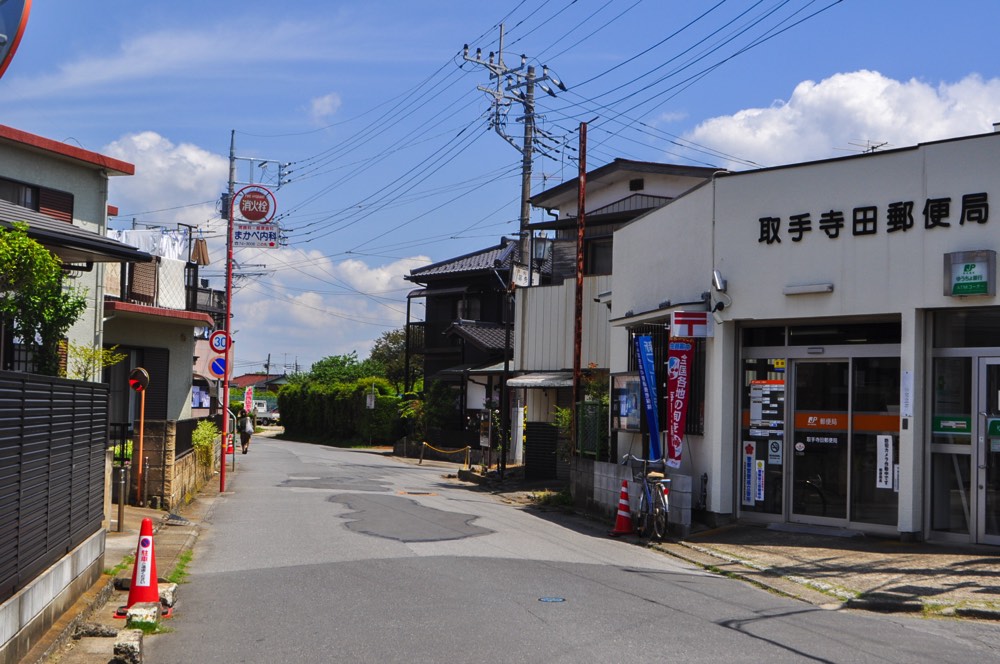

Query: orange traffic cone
<box><xmin>609</xmin><ymin>479</ymin><xmax>634</xmax><ymax>537</ymax></box>
<box><xmin>114</xmin><ymin>517</ymin><xmax>170</xmax><ymax>618</ymax></box>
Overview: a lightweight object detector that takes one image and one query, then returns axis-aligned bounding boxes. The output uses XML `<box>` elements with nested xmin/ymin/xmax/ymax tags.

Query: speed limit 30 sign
<box><xmin>209</xmin><ymin>330</ymin><xmax>230</xmax><ymax>354</ymax></box>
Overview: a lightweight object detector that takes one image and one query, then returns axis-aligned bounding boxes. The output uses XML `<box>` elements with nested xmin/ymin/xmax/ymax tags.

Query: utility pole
<box><xmin>219</xmin><ymin>133</ymin><xmax>290</xmax><ymax>493</ymax></box>
<box><xmin>463</xmin><ymin>26</ymin><xmax>566</xmax><ymax>259</ymax></box>
<box><xmin>221</xmin><ymin>130</ymin><xmax>236</xmax><ymax>493</ymax></box>
<box><xmin>571</xmin><ymin>123</ymin><xmax>587</xmax><ymax>456</ymax></box>
<box><xmin>464</xmin><ymin>27</ymin><xmax>566</xmax><ymax>476</ymax></box>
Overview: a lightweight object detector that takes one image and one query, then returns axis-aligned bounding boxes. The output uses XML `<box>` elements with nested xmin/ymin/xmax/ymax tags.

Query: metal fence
<box><xmin>0</xmin><ymin>371</ymin><xmax>108</xmax><ymax>604</ymax></box>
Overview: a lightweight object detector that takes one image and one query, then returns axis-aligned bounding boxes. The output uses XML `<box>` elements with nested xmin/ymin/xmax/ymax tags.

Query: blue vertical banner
<box><xmin>634</xmin><ymin>335</ymin><xmax>662</xmax><ymax>460</ymax></box>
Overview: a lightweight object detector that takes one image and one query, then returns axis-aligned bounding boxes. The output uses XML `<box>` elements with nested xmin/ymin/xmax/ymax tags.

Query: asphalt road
<box><xmin>146</xmin><ymin>439</ymin><xmax>1000</xmax><ymax>663</ymax></box>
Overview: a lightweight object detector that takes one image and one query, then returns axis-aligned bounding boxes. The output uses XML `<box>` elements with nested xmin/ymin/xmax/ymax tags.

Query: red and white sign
<box><xmin>671</xmin><ymin>311</ymin><xmax>713</xmax><ymax>338</ymax></box>
<box><xmin>233</xmin><ymin>185</ymin><xmax>276</xmax><ymax>223</ymax></box>
<box><xmin>244</xmin><ymin>386</ymin><xmax>254</xmax><ymax>412</ymax></box>
<box><xmin>209</xmin><ymin>330</ymin><xmax>229</xmax><ymax>354</ymax></box>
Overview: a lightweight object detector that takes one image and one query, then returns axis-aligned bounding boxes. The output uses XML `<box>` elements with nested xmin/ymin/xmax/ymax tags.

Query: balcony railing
<box><xmin>104</xmin><ymin>258</ymin><xmax>225</xmax><ymax>325</ymax></box>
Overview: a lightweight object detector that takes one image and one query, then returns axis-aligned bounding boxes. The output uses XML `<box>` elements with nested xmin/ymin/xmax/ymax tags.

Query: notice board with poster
<box><xmin>743</xmin><ymin>378</ymin><xmax>785</xmax><ymax>510</ymax></box>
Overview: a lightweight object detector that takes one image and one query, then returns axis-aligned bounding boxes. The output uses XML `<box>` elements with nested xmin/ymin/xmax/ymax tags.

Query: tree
<box><xmin>0</xmin><ymin>223</ymin><xmax>87</xmax><ymax>376</ymax></box>
<box><xmin>308</xmin><ymin>351</ymin><xmax>380</xmax><ymax>385</ymax></box>
<box><xmin>368</xmin><ymin>328</ymin><xmax>422</xmax><ymax>393</ymax></box>
<box><xmin>65</xmin><ymin>342</ymin><xmax>128</xmax><ymax>381</ymax></box>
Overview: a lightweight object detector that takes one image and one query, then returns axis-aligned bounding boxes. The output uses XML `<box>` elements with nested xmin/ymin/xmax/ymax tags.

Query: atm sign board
<box><xmin>944</xmin><ymin>250</ymin><xmax>995</xmax><ymax>297</ymax></box>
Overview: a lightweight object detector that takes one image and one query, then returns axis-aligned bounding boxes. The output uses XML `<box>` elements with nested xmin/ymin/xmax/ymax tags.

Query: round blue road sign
<box><xmin>210</xmin><ymin>357</ymin><xmax>226</xmax><ymax>378</ymax></box>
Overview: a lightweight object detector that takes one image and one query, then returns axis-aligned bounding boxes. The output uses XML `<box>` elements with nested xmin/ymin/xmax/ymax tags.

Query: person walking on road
<box><xmin>237</xmin><ymin>408</ymin><xmax>254</xmax><ymax>454</ymax></box>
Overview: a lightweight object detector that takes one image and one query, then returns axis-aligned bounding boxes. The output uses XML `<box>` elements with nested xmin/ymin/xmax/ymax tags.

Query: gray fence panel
<box><xmin>0</xmin><ymin>371</ymin><xmax>109</xmax><ymax>603</ymax></box>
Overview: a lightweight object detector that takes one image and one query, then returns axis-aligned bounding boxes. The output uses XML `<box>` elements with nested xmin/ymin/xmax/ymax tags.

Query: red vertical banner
<box><xmin>244</xmin><ymin>386</ymin><xmax>254</xmax><ymax>412</ymax></box>
<box><xmin>666</xmin><ymin>338</ymin><xmax>694</xmax><ymax>468</ymax></box>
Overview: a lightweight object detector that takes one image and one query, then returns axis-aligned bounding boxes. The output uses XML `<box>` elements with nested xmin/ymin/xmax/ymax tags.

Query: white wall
<box><xmin>714</xmin><ymin>134</ymin><xmax>1000</xmax><ymax>321</ymax></box>
<box><xmin>610</xmin><ymin>131</ymin><xmax>1000</xmax><ymax>525</ymax></box>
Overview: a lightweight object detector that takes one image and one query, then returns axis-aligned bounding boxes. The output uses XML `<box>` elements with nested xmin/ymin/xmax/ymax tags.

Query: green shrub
<box><xmin>192</xmin><ymin>420</ymin><xmax>219</xmax><ymax>468</ymax></box>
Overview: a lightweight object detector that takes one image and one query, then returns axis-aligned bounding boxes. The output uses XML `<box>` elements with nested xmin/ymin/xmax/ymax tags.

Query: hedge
<box><xmin>278</xmin><ymin>377</ymin><xmax>403</xmax><ymax>444</ymax></box>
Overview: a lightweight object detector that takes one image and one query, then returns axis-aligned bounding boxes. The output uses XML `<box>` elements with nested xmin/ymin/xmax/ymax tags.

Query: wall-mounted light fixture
<box><xmin>712</xmin><ymin>269</ymin><xmax>727</xmax><ymax>293</ymax></box>
<box><xmin>783</xmin><ymin>283</ymin><xmax>834</xmax><ymax>295</ymax></box>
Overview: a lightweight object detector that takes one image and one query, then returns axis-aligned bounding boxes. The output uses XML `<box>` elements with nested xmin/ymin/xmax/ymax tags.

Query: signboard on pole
<box><xmin>209</xmin><ymin>330</ymin><xmax>229</xmax><ymax>354</ymax></box>
<box><xmin>233</xmin><ymin>185</ymin><xmax>276</xmax><ymax>223</ymax></box>
<box><xmin>209</xmin><ymin>357</ymin><xmax>227</xmax><ymax>379</ymax></box>
<box><xmin>233</xmin><ymin>223</ymin><xmax>280</xmax><ymax>248</ymax></box>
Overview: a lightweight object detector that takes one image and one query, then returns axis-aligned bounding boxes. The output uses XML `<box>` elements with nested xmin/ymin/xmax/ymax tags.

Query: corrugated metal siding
<box><xmin>516</xmin><ymin>275</ymin><xmax>611</xmax><ymax>372</ymax></box>
<box><xmin>0</xmin><ymin>372</ymin><xmax>108</xmax><ymax>604</ymax></box>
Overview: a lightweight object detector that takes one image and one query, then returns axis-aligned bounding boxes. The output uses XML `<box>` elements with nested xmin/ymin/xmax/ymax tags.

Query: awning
<box><xmin>507</xmin><ymin>372</ymin><xmax>574</xmax><ymax>388</ymax></box>
<box><xmin>0</xmin><ymin>199</ymin><xmax>153</xmax><ymax>264</ymax></box>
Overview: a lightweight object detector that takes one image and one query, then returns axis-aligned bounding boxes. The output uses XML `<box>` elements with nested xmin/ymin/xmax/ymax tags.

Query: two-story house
<box><xmin>404</xmin><ymin>237</ymin><xmax>526</xmax><ymax>448</ymax></box>
<box><xmin>0</xmin><ymin>124</ymin><xmax>154</xmax><ymax>663</ymax></box>
<box><xmin>515</xmin><ymin>160</ymin><xmax>717</xmax><ymax>485</ymax></box>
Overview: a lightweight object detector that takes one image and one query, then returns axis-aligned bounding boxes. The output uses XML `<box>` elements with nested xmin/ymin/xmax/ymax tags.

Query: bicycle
<box><xmin>622</xmin><ymin>454</ymin><xmax>671</xmax><ymax>539</ymax></box>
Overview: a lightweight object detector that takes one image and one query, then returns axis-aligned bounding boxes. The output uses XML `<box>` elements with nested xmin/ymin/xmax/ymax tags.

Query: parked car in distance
<box><xmin>252</xmin><ymin>399</ymin><xmax>280</xmax><ymax>425</ymax></box>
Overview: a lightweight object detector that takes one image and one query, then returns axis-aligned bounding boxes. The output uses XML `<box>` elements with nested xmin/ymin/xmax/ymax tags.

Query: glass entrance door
<box><xmin>977</xmin><ymin>359</ymin><xmax>1000</xmax><ymax>544</ymax></box>
<box><xmin>790</xmin><ymin>361</ymin><xmax>849</xmax><ymax>522</ymax></box>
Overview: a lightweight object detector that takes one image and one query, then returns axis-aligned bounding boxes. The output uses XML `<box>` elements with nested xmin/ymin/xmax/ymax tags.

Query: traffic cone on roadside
<box><xmin>609</xmin><ymin>479</ymin><xmax>634</xmax><ymax>537</ymax></box>
<box><xmin>114</xmin><ymin>517</ymin><xmax>170</xmax><ymax>618</ymax></box>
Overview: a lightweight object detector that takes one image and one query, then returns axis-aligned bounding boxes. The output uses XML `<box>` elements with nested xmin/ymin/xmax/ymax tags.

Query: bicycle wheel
<box><xmin>635</xmin><ymin>488</ymin><xmax>650</xmax><ymax>536</ymax></box>
<box><xmin>651</xmin><ymin>486</ymin><xmax>668</xmax><ymax>540</ymax></box>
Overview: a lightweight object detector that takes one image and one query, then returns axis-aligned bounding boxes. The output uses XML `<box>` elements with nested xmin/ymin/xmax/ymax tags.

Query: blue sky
<box><xmin>5</xmin><ymin>1</ymin><xmax>1000</xmax><ymax>374</ymax></box>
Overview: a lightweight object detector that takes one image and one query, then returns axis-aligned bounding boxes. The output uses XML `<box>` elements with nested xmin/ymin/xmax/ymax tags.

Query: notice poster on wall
<box><xmin>876</xmin><ymin>435</ymin><xmax>893</xmax><ymax>489</ymax></box>
<box><xmin>755</xmin><ymin>460</ymin><xmax>766</xmax><ymax>502</ymax></box>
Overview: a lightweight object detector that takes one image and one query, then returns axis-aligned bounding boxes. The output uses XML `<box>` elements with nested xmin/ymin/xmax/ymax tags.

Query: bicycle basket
<box><xmin>628</xmin><ymin>456</ymin><xmax>666</xmax><ymax>480</ymax></box>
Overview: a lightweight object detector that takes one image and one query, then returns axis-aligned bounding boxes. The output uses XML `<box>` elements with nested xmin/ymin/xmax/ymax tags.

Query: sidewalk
<box><xmin>472</xmin><ymin>471</ymin><xmax>1000</xmax><ymax>622</ymax></box>
<box><xmin>658</xmin><ymin>522</ymin><xmax>1000</xmax><ymax>620</ymax></box>
<box><xmin>28</xmin><ymin>484</ymin><xmax>219</xmax><ymax>664</ymax></box>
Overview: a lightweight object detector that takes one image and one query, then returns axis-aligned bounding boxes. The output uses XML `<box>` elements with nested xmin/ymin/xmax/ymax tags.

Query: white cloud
<box><xmin>104</xmin><ymin>131</ymin><xmax>228</xmax><ymax>226</ymax></box>
<box><xmin>309</xmin><ymin>93</ymin><xmax>343</xmax><ymax>124</ymax></box>
<box><xmin>683</xmin><ymin>71</ymin><xmax>1000</xmax><ymax>169</ymax></box>
<box><xmin>228</xmin><ymin>248</ymin><xmax>428</xmax><ymax>369</ymax></box>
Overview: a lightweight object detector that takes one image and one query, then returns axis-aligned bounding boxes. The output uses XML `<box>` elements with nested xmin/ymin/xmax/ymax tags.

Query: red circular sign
<box><xmin>239</xmin><ymin>190</ymin><xmax>271</xmax><ymax>221</ymax></box>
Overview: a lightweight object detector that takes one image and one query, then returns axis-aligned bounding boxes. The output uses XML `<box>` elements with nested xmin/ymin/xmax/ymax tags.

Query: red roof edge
<box><xmin>0</xmin><ymin>125</ymin><xmax>135</xmax><ymax>176</ymax></box>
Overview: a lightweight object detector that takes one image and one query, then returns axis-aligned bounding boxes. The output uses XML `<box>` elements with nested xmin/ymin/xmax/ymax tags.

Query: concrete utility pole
<box><xmin>464</xmin><ymin>27</ymin><xmax>567</xmax><ymax>475</ymax></box>
<box><xmin>463</xmin><ymin>25</ymin><xmax>567</xmax><ymax>259</ymax></box>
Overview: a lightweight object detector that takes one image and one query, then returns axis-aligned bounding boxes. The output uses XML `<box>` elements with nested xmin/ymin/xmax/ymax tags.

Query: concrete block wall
<box><xmin>667</xmin><ymin>473</ymin><xmax>692</xmax><ymax>537</ymax></box>
<box><xmin>0</xmin><ymin>532</ymin><xmax>104</xmax><ymax>664</ymax></box>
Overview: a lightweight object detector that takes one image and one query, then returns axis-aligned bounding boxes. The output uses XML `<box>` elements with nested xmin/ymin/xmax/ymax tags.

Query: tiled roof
<box><xmin>0</xmin><ymin>199</ymin><xmax>152</xmax><ymax>264</ymax></box>
<box><xmin>230</xmin><ymin>373</ymin><xmax>286</xmax><ymax>389</ymax></box>
<box><xmin>444</xmin><ymin>320</ymin><xmax>509</xmax><ymax>353</ymax></box>
<box><xmin>407</xmin><ymin>237</ymin><xmax>520</xmax><ymax>281</ymax></box>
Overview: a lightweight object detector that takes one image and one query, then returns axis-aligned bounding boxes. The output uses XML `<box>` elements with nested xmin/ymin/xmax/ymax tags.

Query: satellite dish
<box><xmin>0</xmin><ymin>0</ymin><xmax>32</xmax><ymax>81</ymax></box>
